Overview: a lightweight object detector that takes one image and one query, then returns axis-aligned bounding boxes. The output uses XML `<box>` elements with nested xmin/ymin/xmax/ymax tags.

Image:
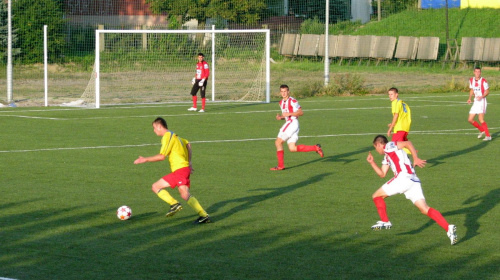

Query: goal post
<box><xmin>90</xmin><ymin>29</ymin><xmax>270</xmax><ymax>108</ymax></box>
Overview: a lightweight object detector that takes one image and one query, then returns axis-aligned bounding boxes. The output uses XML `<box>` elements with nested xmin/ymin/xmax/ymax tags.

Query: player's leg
<box><xmin>178</xmin><ymin>185</ymin><xmax>211</xmax><ymax>224</ymax></box>
<box><xmin>270</xmin><ymin>137</ymin><xmax>286</xmax><ymax>170</ymax></box>
<box><xmin>200</xmin><ymin>81</ymin><xmax>207</xmax><ymax>112</ymax></box>
<box><xmin>188</xmin><ymin>84</ymin><xmax>199</xmax><ymax>111</ymax></box>
<box><xmin>372</xmin><ymin>188</ymin><xmax>390</xmax><ymax>226</ymax></box>
<box><xmin>478</xmin><ymin>113</ymin><xmax>491</xmax><ymax>139</ymax></box>
<box><xmin>157</xmin><ymin>174</ymin><xmax>183</xmax><ymax>217</ymax></box>
<box><xmin>414</xmin><ymin>199</ymin><xmax>457</xmax><ymax>244</ymax></box>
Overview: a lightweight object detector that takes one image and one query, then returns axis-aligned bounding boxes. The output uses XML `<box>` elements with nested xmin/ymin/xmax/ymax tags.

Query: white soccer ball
<box><xmin>117</xmin><ymin>205</ymin><xmax>132</xmax><ymax>220</ymax></box>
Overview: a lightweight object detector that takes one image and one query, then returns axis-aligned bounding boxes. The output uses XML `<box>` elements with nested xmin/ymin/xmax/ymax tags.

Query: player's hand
<box><xmin>413</xmin><ymin>158</ymin><xmax>427</xmax><ymax>168</ymax></box>
<box><xmin>366</xmin><ymin>151</ymin><xmax>374</xmax><ymax>164</ymax></box>
<box><xmin>275</xmin><ymin>113</ymin><xmax>282</xmax><ymax>120</ymax></box>
<box><xmin>191</xmin><ymin>78</ymin><xmax>195</xmax><ymax>85</ymax></box>
<box><xmin>198</xmin><ymin>79</ymin><xmax>205</xmax><ymax>86</ymax></box>
<box><xmin>467</xmin><ymin>99</ymin><xmax>471</xmax><ymax>104</ymax></box>
<box><xmin>189</xmin><ymin>164</ymin><xmax>194</xmax><ymax>174</ymax></box>
<box><xmin>134</xmin><ymin>156</ymin><xmax>146</xmax><ymax>164</ymax></box>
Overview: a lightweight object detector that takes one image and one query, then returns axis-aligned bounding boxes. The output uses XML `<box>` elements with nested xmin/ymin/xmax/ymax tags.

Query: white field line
<box><xmin>0</xmin><ymin>128</ymin><xmax>491</xmax><ymax>154</ymax></box>
<box><xmin>0</xmin><ymin>277</ymin><xmax>19</xmax><ymax>280</ymax></box>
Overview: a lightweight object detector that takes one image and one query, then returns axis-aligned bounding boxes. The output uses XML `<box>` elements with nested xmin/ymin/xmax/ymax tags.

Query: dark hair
<box><xmin>153</xmin><ymin>117</ymin><xmax>168</xmax><ymax>129</ymax></box>
<box><xmin>373</xmin><ymin>135</ymin><xmax>388</xmax><ymax>145</ymax></box>
<box><xmin>198</xmin><ymin>53</ymin><xmax>204</xmax><ymax>57</ymax></box>
<box><xmin>280</xmin><ymin>84</ymin><xmax>289</xmax><ymax>90</ymax></box>
<box><xmin>388</xmin><ymin>87</ymin><xmax>398</xmax><ymax>93</ymax></box>
<box><xmin>474</xmin><ymin>66</ymin><xmax>481</xmax><ymax>70</ymax></box>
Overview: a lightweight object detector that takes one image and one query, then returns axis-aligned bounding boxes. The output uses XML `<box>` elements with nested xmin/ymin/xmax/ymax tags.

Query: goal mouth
<box><xmin>76</xmin><ymin>29</ymin><xmax>270</xmax><ymax>108</ymax></box>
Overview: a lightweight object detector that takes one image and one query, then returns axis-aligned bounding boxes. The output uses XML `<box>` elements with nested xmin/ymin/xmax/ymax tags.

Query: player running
<box><xmin>366</xmin><ymin>135</ymin><xmax>457</xmax><ymax>245</ymax></box>
<box><xmin>188</xmin><ymin>53</ymin><xmax>210</xmax><ymax>113</ymax></box>
<box><xmin>134</xmin><ymin>117</ymin><xmax>211</xmax><ymax>224</ymax></box>
<box><xmin>468</xmin><ymin>67</ymin><xmax>491</xmax><ymax>141</ymax></box>
<box><xmin>270</xmin><ymin>84</ymin><xmax>324</xmax><ymax>171</ymax></box>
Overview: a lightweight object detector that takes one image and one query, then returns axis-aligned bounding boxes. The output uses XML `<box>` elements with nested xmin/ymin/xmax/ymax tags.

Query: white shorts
<box><xmin>277</xmin><ymin>119</ymin><xmax>299</xmax><ymax>144</ymax></box>
<box><xmin>382</xmin><ymin>174</ymin><xmax>425</xmax><ymax>204</ymax></box>
<box><xmin>469</xmin><ymin>99</ymin><xmax>487</xmax><ymax>115</ymax></box>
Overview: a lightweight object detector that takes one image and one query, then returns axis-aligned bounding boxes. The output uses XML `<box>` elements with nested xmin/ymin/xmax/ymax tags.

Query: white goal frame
<box><xmin>94</xmin><ymin>29</ymin><xmax>271</xmax><ymax>108</ymax></box>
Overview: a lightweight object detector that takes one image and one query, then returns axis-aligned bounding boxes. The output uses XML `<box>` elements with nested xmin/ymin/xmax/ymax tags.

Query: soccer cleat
<box><xmin>165</xmin><ymin>203</ymin><xmax>182</xmax><ymax>217</ymax></box>
<box><xmin>447</xmin><ymin>224</ymin><xmax>458</xmax><ymax>245</ymax></box>
<box><xmin>315</xmin><ymin>144</ymin><xmax>324</xmax><ymax>158</ymax></box>
<box><xmin>371</xmin><ymin>221</ymin><xmax>392</xmax><ymax>230</ymax></box>
<box><xmin>483</xmin><ymin>136</ymin><xmax>492</xmax><ymax>141</ymax></box>
<box><xmin>477</xmin><ymin>131</ymin><xmax>485</xmax><ymax>139</ymax></box>
<box><xmin>198</xmin><ymin>109</ymin><xmax>205</xmax><ymax>113</ymax></box>
<box><xmin>270</xmin><ymin>166</ymin><xmax>285</xmax><ymax>171</ymax></box>
<box><xmin>187</xmin><ymin>107</ymin><xmax>197</xmax><ymax>111</ymax></box>
<box><xmin>193</xmin><ymin>215</ymin><xmax>211</xmax><ymax>224</ymax></box>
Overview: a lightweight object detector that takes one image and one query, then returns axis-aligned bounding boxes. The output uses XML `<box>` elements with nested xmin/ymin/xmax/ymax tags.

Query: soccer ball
<box><xmin>117</xmin><ymin>205</ymin><xmax>132</xmax><ymax>220</ymax></box>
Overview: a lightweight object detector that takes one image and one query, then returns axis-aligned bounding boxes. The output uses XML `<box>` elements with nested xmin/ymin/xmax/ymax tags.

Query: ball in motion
<box><xmin>117</xmin><ymin>205</ymin><xmax>132</xmax><ymax>220</ymax></box>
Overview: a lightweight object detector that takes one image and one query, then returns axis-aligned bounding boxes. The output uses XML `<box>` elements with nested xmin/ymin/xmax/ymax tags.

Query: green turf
<box><xmin>1</xmin><ymin>93</ymin><xmax>499</xmax><ymax>279</ymax></box>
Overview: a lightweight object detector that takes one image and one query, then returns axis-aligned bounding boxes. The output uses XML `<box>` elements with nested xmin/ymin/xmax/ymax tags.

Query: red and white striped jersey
<box><xmin>469</xmin><ymin>77</ymin><xmax>489</xmax><ymax>99</ymax></box>
<box><xmin>382</xmin><ymin>141</ymin><xmax>416</xmax><ymax>176</ymax></box>
<box><xmin>279</xmin><ymin>97</ymin><xmax>301</xmax><ymax>121</ymax></box>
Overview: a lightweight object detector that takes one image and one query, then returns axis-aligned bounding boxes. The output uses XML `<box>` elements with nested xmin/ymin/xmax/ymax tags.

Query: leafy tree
<box><xmin>0</xmin><ymin>0</ymin><xmax>20</xmax><ymax>60</ymax></box>
<box><xmin>12</xmin><ymin>0</ymin><xmax>66</xmax><ymax>63</ymax></box>
<box><xmin>146</xmin><ymin>0</ymin><xmax>267</xmax><ymax>25</ymax></box>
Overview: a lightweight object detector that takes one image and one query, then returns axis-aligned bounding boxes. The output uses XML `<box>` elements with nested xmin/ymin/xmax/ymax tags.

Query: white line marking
<box><xmin>0</xmin><ymin>277</ymin><xmax>20</xmax><ymax>280</ymax></box>
<box><xmin>0</xmin><ymin>128</ymin><xmax>492</xmax><ymax>154</ymax></box>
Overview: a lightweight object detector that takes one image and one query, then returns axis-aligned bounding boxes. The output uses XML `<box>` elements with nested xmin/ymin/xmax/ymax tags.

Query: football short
<box><xmin>469</xmin><ymin>99</ymin><xmax>487</xmax><ymax>115</ymax></box>
<box><xmin>277</xmin><ymin>119</ymin><xmax>299</xmax><ymax>144</ymax></box>
<box><xmin>382</xmin><ymin>174</ymin><xmax>425</xmax><ymax>204</ymax></box>
<box><xmin>162</xmin><ymin>166</ymin><xmax>191</xmax><ymax>188</ymax></box>
<box><xmin>392</xmin><ymin>131</ymin><xmax>409</xmax><ymax>142</ymax></box>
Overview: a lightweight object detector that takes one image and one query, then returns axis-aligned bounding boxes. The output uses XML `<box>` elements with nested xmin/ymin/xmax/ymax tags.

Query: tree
<box><xmin>0</xmin><ymin>0</ymin><xmax>20</xmax><ymax>60</ymax></box>
<box><xmin>146</xmin><ymin>0</ymin><xmax>267</xmax><ymax>25</ymax></box>
<box><xmin>12</xmin><ymin>0</ymin><xmax>66</xmax><ymax>63</ymax></box>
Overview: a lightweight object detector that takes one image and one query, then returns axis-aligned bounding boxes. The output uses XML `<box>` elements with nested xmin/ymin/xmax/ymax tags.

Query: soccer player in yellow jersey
<box><xmin>387</xmin><ymin>88</ymin><xmax>412</xmax><ymax>154</ymax></box>
<box><xmin>134</xmin><ymin>117</ymin><xmax>211</xmax><ymax>224</ymax></box>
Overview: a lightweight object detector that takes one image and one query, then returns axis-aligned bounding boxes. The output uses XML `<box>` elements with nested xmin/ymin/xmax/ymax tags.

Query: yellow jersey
<box><xmin>159</xmin><ymin>131</ymin><xmax>190</xmax><ymax>172</ymax></box>
<box><xmin>391</xmin><ymin>99</ymin><xmax>411</xmax><ymax>133</ymax></box>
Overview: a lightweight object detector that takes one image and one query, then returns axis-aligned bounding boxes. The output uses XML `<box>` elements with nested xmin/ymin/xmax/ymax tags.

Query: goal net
<box><xmin>78</xmin><ymin>29</ymin><xmax>270</xmax><ymax>108</ymax></box>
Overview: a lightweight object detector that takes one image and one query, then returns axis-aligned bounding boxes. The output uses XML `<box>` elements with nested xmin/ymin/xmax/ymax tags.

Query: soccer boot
<box><xmin>371</xmin><ymin>221</ymin><xmax>392</xmax><ymax>230</ymax></box>
<box><xmin>483</xmin><ymin>136</ymin><xmax>492</xmax><ymax>141</ymax></box>
<box><xmin>198</xmin><ymin>109</ymin><xmax>205</xmax><ymax>113</ymax></box>
<box><xmin>316</xmin><ymin>144</ymin><xmax>324</xmax><ymax>158</ymax></box>
<box><xmin>447</xmin><ymin>224</ymin><xmax>458</xmax><ymax>245</ymax></box>
<box><xmin>187</xmin><ymin>107</ymin><xmax>197</xmax><ymax>111</ymax></box>
<box><xmin>193</xmin><ymin>215</ymin><xmax>212</xmax><ymax>224</ymax></box>
<box><xmin>165</xmin><ymin>203</ymin><xmax>183</xmax><ymax>217</ymax></box>
<box><xmin>477</xmin><ymin>131</ymin><xmax>485</xmax><ymax>139</ymax></box>
<box><xmin>270</xmin><ymin>166</ymin><xmax>285</xmax><ymax>171</ymax></box>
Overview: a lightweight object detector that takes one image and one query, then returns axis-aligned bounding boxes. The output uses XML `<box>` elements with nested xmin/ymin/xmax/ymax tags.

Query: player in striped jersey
<box><xmin>134</xmin><ymin>117</ymin><xmax>211</xmax><ymax>224</ymax></box>
<box><xmin>270</xmin><ymin>85</ymin><xmax>324</xmax><ymax>171</ymax></box>
<box><xmin>366</xmin><ymin>135</ymin><xmax>457</xmax><ymax>245</ymax></box>
<box><xmin>468</xmin><ymin>67</ymin><xmax>491</xmax><ymax>141</ymax></box>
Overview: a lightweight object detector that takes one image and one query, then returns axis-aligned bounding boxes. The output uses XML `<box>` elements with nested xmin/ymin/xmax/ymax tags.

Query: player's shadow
<box><xmin>286</xmin><ymin>146</ymin><xmax>372</xmax><ymax>170</ymax></box>
<box><xmin>206</xmin><ymin>173</ymin><xmax>332</xmax><ymax>221</ymax></box>
<box><xmin>426</xmin><ymin>133</ymin><xmax>496</xmax><ymax>167</ymax></box>
<box><xmin>398</xmin><ymin>188</ymin><xmax>500</xmax><ymax>243</ymax></box>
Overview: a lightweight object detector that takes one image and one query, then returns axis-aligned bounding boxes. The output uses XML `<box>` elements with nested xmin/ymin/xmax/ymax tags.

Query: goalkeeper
<box><xmin>188</xmin><ymin>53</ymin><xmax>210</xmax><ymax>113</ymax></box>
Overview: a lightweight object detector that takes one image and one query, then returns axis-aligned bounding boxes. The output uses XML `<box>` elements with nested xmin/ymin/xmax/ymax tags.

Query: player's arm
<box><xmin>396</xmin><ymin>141</ymin><xmax>426</xmax><ymax>168</ymax></box>
<box><xmin>467</xmin><ymin>87</ymin><xmax>474</xmax><ymax>104</ymax></box>
<box><xmin>282</xmin><ymin>107</ymin><xmax>304</xmax><ymax>118</ymax></box>
<box><xmin>134</xmin><ymin>154</ymin><xmax>166</xmax><ymax>164</ymax></box>
<box><xmin>387</xmin><ymin>113</ymin><xmax>398</xmax><ymax>137</ymax></box>
<box><xmin>186</xmin><ymin>143</ymin><xmax>194</xmax><ymax>173</ymax></box>
<box><xmin>366</xmin><ymin>151</ymin><xmax>389</xmax><ymax>178</ymax></box>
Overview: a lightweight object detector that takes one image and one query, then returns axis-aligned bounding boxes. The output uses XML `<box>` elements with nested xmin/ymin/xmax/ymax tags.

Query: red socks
<box><xmin>276</xmin><ymin>150</ymin><xmax>285</xmax><ymax>169</ymax></box>
<box><xmin>471</xmin><ymin>121</ymin><xmax>483</xmax><ymax>131</ymax></box>
<box><xmin>373</xmin><ymin>197</ymin><xmax>389</xmax><ymax>222</ymax></box>
<box><xmin>202</xmin><ymin>98</ymin><xmax>206</xmax><ymax>110</ymax></box>
<box><xmin>296</xmin><ymin>145</ymin><xmax>316</xmax><ymax>152</ymax></box>
<box><xmin>192</xmin><ymin>96</ymin><xmax>197</xmax><ymax>108</ymax></box>
<box><xmin>482</xmin><ymin>122</ymin><xmax>490</xmax><ymax>137</ymax></box>
<box><xmin>427</xmin><ymin>208</ymin><xmax>449</xmax><ymax>231</ymax></box>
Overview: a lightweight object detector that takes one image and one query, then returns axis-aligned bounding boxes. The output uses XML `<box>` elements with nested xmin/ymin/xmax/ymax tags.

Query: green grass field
<box><xmin>1</xmin><ymin>92</ymin><xmax>499</xmax><ymax>279</ymax></box>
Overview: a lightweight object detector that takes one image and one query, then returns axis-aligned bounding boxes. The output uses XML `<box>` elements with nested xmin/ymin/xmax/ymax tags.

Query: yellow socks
<box><xmin>157</xmin><ymin>189</ymin><xmax>178</xmax><ymax>205</ymax></box>
<box><xmin>187</xmin><ymin>196</ymin><xmax>208</xmax><ymax>217</ymax></box>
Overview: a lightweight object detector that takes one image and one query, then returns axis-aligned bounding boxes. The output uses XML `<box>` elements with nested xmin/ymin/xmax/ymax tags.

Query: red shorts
<box><xmin>162</xmin><ymin>166</ymin><xmax>191</xmax><ymax>188</ymax></box>
<box><xmin>392</xmin><ymin>131</ymin><xmax>409</xmax><ymax>142</ymax></box>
